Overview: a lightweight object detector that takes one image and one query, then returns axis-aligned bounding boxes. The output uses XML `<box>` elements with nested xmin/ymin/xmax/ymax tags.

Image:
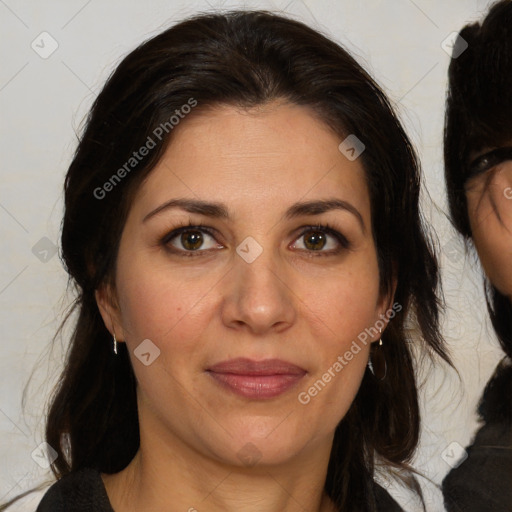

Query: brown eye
<box><xmin>162</xmin><ymin>225</ymin><xmax>221</xmax><ymax>256</ymax></box>
<box><xmin>292</xmin><ymin>224</ymin><xmax>350</xmax><ymax>255</ymax></box>
<box><xmin>303</xmin><ymin>230</ymin><xmax>327</xmax><ymax>251</ymax></box>
<box><xmin>180</xmin><ymin>230</ymin><xmax>204</xmax><ymax>251</ymax></box>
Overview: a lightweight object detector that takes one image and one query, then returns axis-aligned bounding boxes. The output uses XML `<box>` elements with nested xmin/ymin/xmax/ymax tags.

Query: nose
<box><xmin>220</xmin><ymin>242</ymin><xmax>296</xmax><ymax>335</ymax></box>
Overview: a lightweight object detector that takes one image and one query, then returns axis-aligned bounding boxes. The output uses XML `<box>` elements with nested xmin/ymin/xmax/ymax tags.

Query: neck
<box><xmin>102</xmin><ymin>411</ymin><xmax>337</xmax><ymax>512</ymax></box>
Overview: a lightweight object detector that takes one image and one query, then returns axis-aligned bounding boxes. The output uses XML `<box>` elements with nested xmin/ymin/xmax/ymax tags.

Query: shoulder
<box><xmin>36</xmin><ymin>467</ymin><xmax>114</xmax><ymax>512</ymax></box>
<box><xmin>477</xmin><ymin>357</ymin><xmax>512</xmax><ymax>424</ymax></box>
<box><xmin>442</xmin><ymin>359</ymin><xmax>512</xmax><ymax>511</ymax></box>
<box><xmin>373</xmin><ymin>482</ymin><xmax>404</xmax><ymax>511</ymax></box>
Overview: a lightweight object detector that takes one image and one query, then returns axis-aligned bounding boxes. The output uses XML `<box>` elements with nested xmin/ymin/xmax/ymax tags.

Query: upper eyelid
<box><xmin>465</xmin><ymin>164</ymin><xmax>499</xmax><ymax>193</ymax></box>
<box><xmin>161</xmin><ymin>224</ymin><xmax>217</xmax><ymax>244</ymax></box>
<box><xmin>465</xmin><ymin>163</ymin><xmax>510</xmax><ymax>194</ymax></box>
<box><xmin>466</xmin><ymin>147</ymin><xmax>512</xmax><ymax>182</ymax></box>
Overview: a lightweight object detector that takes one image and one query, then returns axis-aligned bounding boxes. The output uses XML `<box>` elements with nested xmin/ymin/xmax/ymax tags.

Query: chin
<box><xmin>219</xmin><ymin>421</ymin><xmax>314</xmax><ymax>468</ymax></box>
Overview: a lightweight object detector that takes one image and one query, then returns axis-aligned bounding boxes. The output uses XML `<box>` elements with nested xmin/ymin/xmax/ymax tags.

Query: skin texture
<box><xmin>465</xmin><ymin>157</ymin><xmax>512</xmax><ymax>300</ymax></box>
<box><xmin>96</xmin><ymin>100</ymin><xmax>393</xmax><ymax>512</ymax></box>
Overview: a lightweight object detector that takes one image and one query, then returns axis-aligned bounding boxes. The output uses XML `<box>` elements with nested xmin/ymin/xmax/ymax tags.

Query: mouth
<box><xmin>206</xmin><ymin>358</ymin><xmax>307</xmax><ymax>399</ymax></box>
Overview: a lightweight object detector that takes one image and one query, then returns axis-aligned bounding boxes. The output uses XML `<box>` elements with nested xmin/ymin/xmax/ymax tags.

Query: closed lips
<box><xmin>207</xmin><ymin>357</ymin><xmax>306</xmax><ymax>375</ymax></box>
<box><xmin>206</xmin><ymin>358</ymin><xmax>307</xmax><ymax>399</ymax></box>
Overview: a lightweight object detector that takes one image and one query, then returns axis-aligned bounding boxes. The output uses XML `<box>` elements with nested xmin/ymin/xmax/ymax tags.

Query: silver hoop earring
<box><xmin>113</xmin><ymin>333</ymin><xmax>118</xmax><ymax>355</ymax></box>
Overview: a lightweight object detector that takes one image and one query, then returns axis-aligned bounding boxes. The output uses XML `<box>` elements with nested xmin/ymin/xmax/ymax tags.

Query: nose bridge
<box><xmin>223</xmin><ymin>235</ymin><xmax>295</xmax><ymax>332</ymax></box>
<box><xmin>235</xmin><ymin>236</ymin><xmax>285</xmax><ymax>300</ymax></box>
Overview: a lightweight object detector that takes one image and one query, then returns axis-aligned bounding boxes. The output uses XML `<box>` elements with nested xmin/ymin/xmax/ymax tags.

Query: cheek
<box><xmin>473</xmin><ymin>233</ymin><xmax>512</xmax><ymax>296</ymax></box>
<box><xmin>305</xmin><ymin>258</ymin><xmax>382</xmax><ymax>345</ymax></box>
<box><xmin>294</xmin><ymin>258</ymin><xmax>381</xmax><ymax>411</ymax></box>
<box><xmin>114</xmin><ymin>252</ymin><xmax>219</xmax><ymax>351</ymax></box>
<box><xmin>469</xmin><ymin>198</ymin><xmax>512</xmax><ymax>296</ymax></box>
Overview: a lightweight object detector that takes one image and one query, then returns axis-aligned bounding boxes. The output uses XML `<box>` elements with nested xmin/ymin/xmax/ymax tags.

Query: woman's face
<box><xmin>99</xmin><ymin>101</ymin><xmax>390</xmax><ymax>468</ymax></box>
<box><xmin>465</xmin><ymin>150</ymin><xmax>512</xmax><ymax>299</ymax></box>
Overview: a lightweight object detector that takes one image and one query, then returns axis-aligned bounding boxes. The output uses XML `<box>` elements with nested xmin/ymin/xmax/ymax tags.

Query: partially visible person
<box><xmin>442</xmin><ymin>1</ymin><xmax>512</xmax><ymax>510</ymax></box>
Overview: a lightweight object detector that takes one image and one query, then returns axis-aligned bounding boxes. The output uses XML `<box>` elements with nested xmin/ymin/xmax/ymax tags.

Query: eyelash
<box><xmin>159</xmin><ymin>221</ymin><xmax>351</xmax><ymax>258</ymax></box>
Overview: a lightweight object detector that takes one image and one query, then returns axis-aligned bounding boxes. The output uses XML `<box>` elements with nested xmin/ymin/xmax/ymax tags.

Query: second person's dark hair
<box><xmin>444</xmin><ymin>0</ymin><xmax>512</xmax><ymax>359</ymax></box>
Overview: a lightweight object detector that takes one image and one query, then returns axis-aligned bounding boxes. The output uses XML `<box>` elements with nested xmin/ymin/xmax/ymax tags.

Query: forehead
<box><xmin>134</xmin><ymin>101</ymin><xmax>371</xmax><ymax>221</ymax></box>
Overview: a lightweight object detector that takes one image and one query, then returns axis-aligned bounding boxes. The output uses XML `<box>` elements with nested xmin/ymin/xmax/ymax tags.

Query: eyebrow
<box><xmin>143</xmin><ymin>198</ymin><xmax>366</xmax><ymax>232</ymax></box>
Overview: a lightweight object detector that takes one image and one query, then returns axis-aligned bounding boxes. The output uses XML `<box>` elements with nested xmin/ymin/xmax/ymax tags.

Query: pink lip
<box><xmin>207</xmin><ymin>358</ymin><xmax>306</xmax><ymax>399</ymax></box>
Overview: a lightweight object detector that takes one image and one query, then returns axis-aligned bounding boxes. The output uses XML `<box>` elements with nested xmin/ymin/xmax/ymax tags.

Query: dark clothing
<box><xmin>442</xmin><ymin>359</ymin><xmax>512</xmax><ymax>512</ymax></box>
<box><xmin>373</xmin><ymin>484</ymin><xmax>405</xmax><ymax>511</ymax></box>
<box><xmin>36</xmin><ymin>466</ymin><xmax>404</xmax><ymax>511</ymax></box>
<box><xmin>36</xmin><ymin>468</ymin><xmax>114</xmax><ymax>512</ymax></box>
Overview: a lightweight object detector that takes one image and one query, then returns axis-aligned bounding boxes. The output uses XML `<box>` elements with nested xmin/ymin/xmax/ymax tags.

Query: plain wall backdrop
<box><xmin>0</xmin><ymin>0</ymin><xmax>505</xmax><ymax>510</ymax></box>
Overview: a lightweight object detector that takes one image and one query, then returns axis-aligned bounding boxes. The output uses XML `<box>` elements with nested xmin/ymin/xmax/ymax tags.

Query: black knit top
<box><xmin>36</xmin><ymin>467</ymin><xmax>404</xmax><ymax>511</ymax></box>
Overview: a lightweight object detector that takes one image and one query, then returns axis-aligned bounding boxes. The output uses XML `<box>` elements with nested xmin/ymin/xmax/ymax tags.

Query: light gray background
<box><xmin>0</xmin><ymin>0</ymin><xmax>505</xmax><ymax>510</ymax></box>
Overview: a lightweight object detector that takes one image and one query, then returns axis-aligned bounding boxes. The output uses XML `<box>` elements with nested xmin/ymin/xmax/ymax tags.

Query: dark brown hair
<box><xmin>444</xmin><ymin>0</ymin><xmax>512</xmax><ymax>359</ymax></box>
<box><xmin>2</xmin><ymin>9</ymin><xmax>450</xmax><ymax>511</ymax></box>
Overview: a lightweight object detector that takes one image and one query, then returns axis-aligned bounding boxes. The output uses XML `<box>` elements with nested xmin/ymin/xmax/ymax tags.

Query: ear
<box><xmin>371</xmin><ymin>274</ymin><xmax>399</xmax><ymax>343</ymax></box>
<box><xmin>95</xmin><ymin>283</ymin><xmax>126</xmax><ymax>342</ymax></box>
